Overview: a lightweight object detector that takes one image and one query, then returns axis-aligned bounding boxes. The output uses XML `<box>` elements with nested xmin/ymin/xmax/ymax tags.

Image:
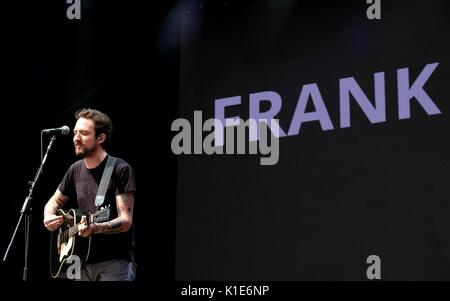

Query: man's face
<box><xmin>73</xmin><ymin>117</ymin><xmax>100</xmax><ymax>157</ymax></box>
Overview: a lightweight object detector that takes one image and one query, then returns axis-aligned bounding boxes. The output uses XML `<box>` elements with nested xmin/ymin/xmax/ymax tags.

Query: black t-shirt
<box><xmin>58</xmin><ymin>155</ymin><xmax>136</xmax><ymax>263</ymax></box>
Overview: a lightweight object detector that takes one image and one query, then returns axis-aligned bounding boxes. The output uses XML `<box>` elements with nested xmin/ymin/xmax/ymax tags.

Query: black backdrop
<box><xmin>3</xmin><ymin>0</ymin><xmax>450</xmax><ymax>292</ymax></box>
<box><xmin>175</xmin><ymin>0</ymin><xmax>450</xmax><ymax>281</ymax></box>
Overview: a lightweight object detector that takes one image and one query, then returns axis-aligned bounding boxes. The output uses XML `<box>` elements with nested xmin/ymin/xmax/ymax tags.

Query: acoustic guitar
<box><xmin>49</xmin><ymin>206</ymin><xmax>110</xmax><ymax>278</ymax></box>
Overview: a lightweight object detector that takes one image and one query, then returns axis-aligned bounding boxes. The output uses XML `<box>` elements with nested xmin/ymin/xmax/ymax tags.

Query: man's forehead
<box><xmin>75</xmin><ymin>118</ymin><xmax>95</xmax><ymax>130</ymax></box>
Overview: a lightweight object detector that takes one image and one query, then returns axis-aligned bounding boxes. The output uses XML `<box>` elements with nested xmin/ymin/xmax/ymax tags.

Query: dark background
<box><xmin>175</xmin><ymin>0</ymin><xmax>450</xmax><ymax>281</ymax></box>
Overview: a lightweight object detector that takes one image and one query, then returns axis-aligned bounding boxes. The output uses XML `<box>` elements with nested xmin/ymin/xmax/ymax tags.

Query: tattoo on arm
<box><xmin>119</xmin><ymin>193</ymin><xmax>134</xmax><ymax>217</ymax></box>
<box><xmin>110</xmin><ymin>220</ymin><xmax>123</xmax><ymax>230</ymax></box>
<box><xmin>44</xmin><ymin>189</ymin><xmax>69</xmax><ymax>215</ymax></box>
<box><xmin>93</xmin><ymin>219</ymin><xmax>123</xmax><ymax>234</ymax></box>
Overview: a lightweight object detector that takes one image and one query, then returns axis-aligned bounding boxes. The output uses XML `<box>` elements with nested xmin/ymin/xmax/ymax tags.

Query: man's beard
<box><xmin>75</xmin><ymin>145</ymin><xmax>94</xmax><ymax>157</ymax></box>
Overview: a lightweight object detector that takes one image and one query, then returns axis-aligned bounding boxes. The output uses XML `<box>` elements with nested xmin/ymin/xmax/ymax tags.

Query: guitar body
<box><xmin>49</xmin><ymin>209</ymin><xmax>91</xmax><ymax>278</ymax></box>
<box><xmin>49</xmin><ymin>207</ymin><xmax>110</xmax><ymax>278</ymax></box>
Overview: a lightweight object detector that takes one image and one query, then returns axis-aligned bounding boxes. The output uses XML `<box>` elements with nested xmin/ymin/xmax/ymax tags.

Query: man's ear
<box><xmin>97</xmin><ymin>133</ymin><xmax>106</xmax><ymax>144</ymax></box>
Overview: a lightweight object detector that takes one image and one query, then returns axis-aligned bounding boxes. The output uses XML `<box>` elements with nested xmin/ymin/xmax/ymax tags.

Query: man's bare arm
<box><xmin>43</xmin><ymin>189</ymin><xmax>69</xmax><ymax>231</ymax></box>
<box><xmin>44</xmin><ymin>189</ymin><xmax>69</xmax><ymax>215</ymax></box>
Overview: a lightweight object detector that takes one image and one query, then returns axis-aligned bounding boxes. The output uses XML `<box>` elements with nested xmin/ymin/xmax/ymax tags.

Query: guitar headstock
<box><xmin>92</xmin><ymin>205</ymin><xmax>110</xmax><ymax>223</ymax></box>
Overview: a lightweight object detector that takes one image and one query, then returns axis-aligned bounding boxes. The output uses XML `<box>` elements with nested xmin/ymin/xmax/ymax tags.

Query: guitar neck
<box><xmin>59</xmin><ymin>207</ymin><xmax>110</xmax><ymax>240</ymax></box>
<box><xmin>68</xmin><ymin>224</ymin><xmax>79</xmax><ymax>238</ymax></box>
<box><xmin>67</xmin><ymin>214</ymin><xmax>96</xmax><ymax>238</ymax></box>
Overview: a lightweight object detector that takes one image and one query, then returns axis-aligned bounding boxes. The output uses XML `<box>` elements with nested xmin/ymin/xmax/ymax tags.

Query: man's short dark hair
<box><xmin>75</xmin><ymin>108</ymin><xmax>113</xmax><ymax>149</ymax></box>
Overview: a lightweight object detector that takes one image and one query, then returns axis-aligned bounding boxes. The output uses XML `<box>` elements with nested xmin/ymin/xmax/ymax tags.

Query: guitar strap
<box><xmin>95</xmin><ymin>155</ymin><xmax>117</xmax><ymax>207</ymax></box>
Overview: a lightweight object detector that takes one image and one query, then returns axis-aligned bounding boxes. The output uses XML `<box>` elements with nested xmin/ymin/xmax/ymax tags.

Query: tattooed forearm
<box><xmin>44</xmin><ymin>189</ymin><xmax>69</xmax><ymax>215</ymax></box>
<box><xmin>110</xmin><ymin>220</ymin><xmax>123</xmax><ymax>230</ymax></box>
<box><xmin>93</xmin><ymin>219</ymin><xmax>123</xmax><ymax>234</ymax></box>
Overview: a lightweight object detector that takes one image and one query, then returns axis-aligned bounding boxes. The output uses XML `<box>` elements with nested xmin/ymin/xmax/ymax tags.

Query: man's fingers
<box><xmin>50</xmin><ymin>220</ymin><xmax>63</xmax><ymax>227</ymax></box>
<box><xmin>80</xmin><ymin>215</ymin><xmax>87</xmax><ymax>225</ymax></box>
<box><xmin>45</xmin><ymin>218</ymin><xmax>63</xmax><ymax>230</ymax></box>
<box><xmin>46</xmin><ymin>216</ymin><xmax>63</xmax><ymax>224</ymax></box>
<box><xmin>78</xmin><ymin>220</ymin><xmax>87</xmax><ymax>236</ymax></box>
<box><xmin>77</xmin><ymin>220</ymin><xmax>93</xmax><ymax>238</ymax></box>
<box><xmin>43</xmin><ymin>214</ymin><xmax>65</xmax><ymax>231</ymax></box>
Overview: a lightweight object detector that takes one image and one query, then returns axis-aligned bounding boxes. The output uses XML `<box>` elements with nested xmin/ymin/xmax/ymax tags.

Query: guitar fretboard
<box><xmin>59</xmin><ymin>225</ymin><xmax>78</xmax><ymax>244</ymax></box>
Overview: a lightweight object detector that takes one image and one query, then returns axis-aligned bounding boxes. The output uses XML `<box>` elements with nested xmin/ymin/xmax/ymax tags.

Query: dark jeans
<box><xmin>77</xmin><ymin>259</ymin><xmax>136</xmax><ymax>281</ymax></box>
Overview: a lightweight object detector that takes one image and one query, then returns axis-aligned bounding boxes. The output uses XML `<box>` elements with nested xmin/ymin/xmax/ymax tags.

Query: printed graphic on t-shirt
<box><xmin>76</xmin><ymin>181</ymin><xmax>98</xmax><ymax>207</ymax></box>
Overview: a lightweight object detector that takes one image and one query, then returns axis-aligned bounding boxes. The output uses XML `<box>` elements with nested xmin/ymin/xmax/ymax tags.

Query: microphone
<box><xmin>41</xmin><ymin>125</ymin><xmax>70</xmax><ymax>135</ymax></box>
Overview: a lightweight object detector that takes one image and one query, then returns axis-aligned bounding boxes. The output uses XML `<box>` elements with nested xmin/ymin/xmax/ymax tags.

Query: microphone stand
<box><xmin>3</xmin><ymin>134</ymin><xmax>57</xmax><ymax>281</ymax></box>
